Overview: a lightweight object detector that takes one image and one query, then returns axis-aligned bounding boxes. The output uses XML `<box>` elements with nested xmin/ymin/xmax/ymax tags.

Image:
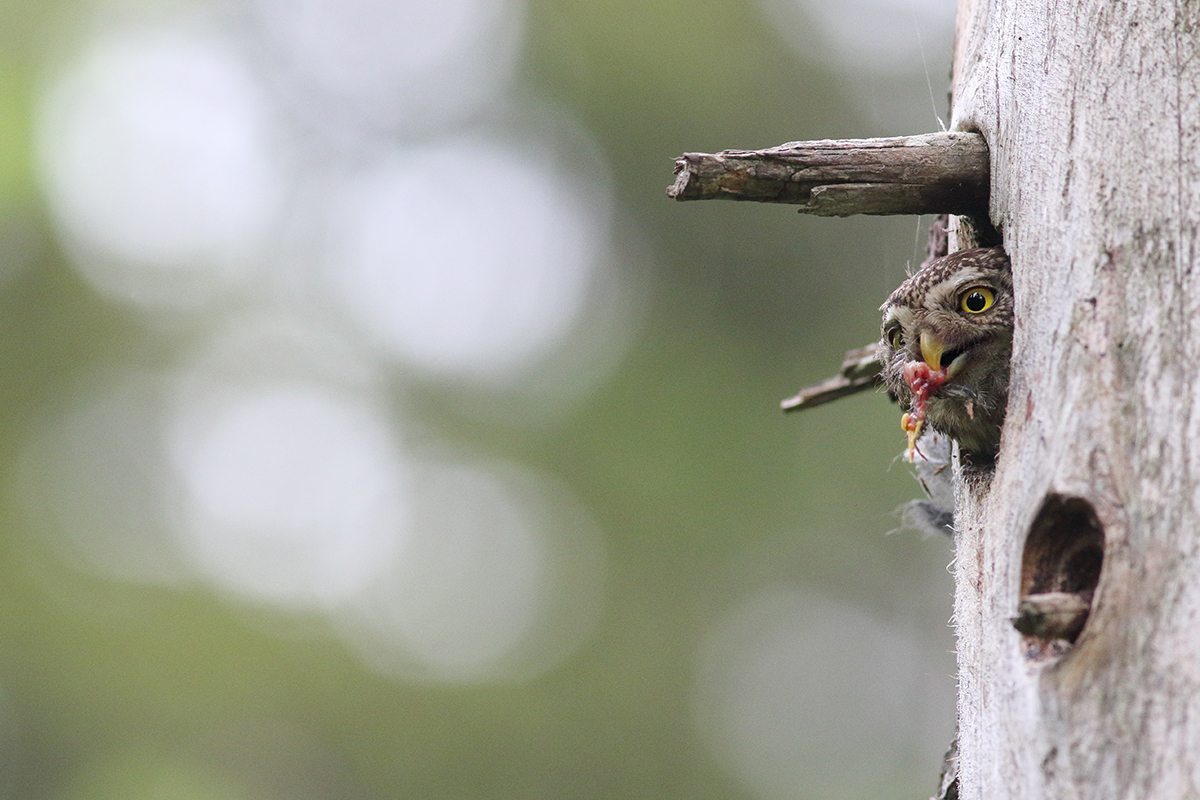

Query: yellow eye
<box><xmin>961</xmin><ymin>287</ymin><xmax>995</xmax><ymax>314</ymax></box>
<box><xmin>887</xmin><ymin>326</ymin><xmax>903</xmax><ymax>349</ymax></box>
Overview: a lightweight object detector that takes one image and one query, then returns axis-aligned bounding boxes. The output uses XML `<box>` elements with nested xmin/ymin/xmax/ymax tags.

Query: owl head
<box><xmin>878</xmin><ymin>246</ymin><xmax>1013</xmax><ymax>461</ymax></box>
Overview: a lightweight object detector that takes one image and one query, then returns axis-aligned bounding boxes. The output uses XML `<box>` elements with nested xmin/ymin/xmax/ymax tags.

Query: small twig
<box><xmin>781</xmin><ymin>344</ymin><xmax>881</xmax><ymax>412</ymax></box>
<box><xmin>669</xmin><ymin>132</ymin><xmax>989</xmax><ymax>217</ymax></box>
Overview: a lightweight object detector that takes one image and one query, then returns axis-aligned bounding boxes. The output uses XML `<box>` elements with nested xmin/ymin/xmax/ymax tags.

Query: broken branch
<box><xmin>668</xmin><ymin>131</ymin><xmax>989</xmax><ymax>217</ymax></box>
<box><xmin>781</xmin><ymin>344</ymin><xmax>881</xmax><ymax>412</ymax></box>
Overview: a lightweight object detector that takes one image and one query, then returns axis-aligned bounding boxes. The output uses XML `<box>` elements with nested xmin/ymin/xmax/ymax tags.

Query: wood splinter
<box><xmin>668</xmin><ymin>131</ymin><xmax>990</xmax><ymax>217</ymax></box>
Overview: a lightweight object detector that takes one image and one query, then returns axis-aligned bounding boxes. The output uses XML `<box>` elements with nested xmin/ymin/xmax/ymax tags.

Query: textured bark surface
<box><xmin>949</xmin><ymin>0</ymin><xmax>1200</xmax><ymax>798</ymax></box>
<box><xmin>668</xmin><ymin>132</ymin><xmax>989</xmax><ymax>215</ymax></box>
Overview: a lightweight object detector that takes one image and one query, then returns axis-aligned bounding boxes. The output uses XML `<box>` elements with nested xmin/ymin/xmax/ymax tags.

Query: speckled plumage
<box><xmin>878</xmin><ymin>246</ymin><xmax>1013</xmax><ymax>461</ymax></box>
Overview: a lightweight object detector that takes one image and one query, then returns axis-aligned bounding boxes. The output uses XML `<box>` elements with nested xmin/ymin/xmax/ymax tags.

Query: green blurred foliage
<box><xmin>0</xmin><ymin>1</ymin><xmax>956</xmax><ymax>798</ymax></box>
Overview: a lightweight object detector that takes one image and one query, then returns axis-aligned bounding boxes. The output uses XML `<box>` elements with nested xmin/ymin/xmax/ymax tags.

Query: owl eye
<box><xmin>961</xmin><ymin>287</ymin><xmax>996</xmax><ymax>314</ymax></box>
<box><xmin>886</xmin><ymin>325</ymin><xmax>904</xmax><ymax>349</ymax></box>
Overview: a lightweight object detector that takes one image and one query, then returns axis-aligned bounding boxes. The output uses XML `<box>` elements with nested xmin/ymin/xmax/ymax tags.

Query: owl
<box><xmin>878</xmin><ymin>246</ymin><xmax>1013</xmax><ymax>462</ymax></box>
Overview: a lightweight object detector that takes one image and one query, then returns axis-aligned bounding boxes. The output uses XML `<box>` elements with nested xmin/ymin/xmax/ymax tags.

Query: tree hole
<box><xmin>1015</xmin><ymin>495</ymin><xmax>1104</xmax><ymax>655</ymax></box>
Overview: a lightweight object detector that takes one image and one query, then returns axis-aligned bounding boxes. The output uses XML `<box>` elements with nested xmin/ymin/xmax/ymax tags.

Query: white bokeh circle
<box><xmin>11</xmin><ymin>371</ymin><xmax>191</xmax><ymax>586</ymax></box>
<box><xmin>322</xmin><ymin>135</ymin><xmax>608</xmax><ymax>386</ymax></box>
<box><xmin>246</xmin><ymin>0</ymin><xmax>524</xmax><ymax>134</ymax></box>
<box><xmin>35</xmin><ymin>20</ymin><xmax>287</xmax><ymax>308</ymax></box>
<box><xmin>167</xmin><ymin>379</ymin><xmax>409</xmax><ymax>610</ymax></box>
<box><xmin>336</xmin><ymin>457</ymin><xmax>606</xmax><ymax>683</ymax></box>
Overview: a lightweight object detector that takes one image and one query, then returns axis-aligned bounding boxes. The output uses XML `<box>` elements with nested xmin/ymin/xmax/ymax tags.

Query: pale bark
<box><xmin>948</xmin><ymin>1</ymin><xmax>1200</xmax><ymax>798</ymax></box>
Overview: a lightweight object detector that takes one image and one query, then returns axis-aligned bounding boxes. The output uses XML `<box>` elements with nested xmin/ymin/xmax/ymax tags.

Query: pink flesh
<box><xmin>901</xmin><ymin>361</ymin><xmax>947</xmax><ymax>458</ymax></box>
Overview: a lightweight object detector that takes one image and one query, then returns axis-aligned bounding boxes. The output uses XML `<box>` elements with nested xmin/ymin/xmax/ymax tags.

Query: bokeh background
<box><xmin>0</xmin><ymin>0</ymin><xmax>960</xmax><ymax>797</ymax></box>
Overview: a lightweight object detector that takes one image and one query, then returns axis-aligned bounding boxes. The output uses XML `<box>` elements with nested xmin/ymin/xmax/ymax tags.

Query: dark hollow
<box><xmin>1018</xmin><ymin>494</ymin><xmax>1105</xmax><ymax>643</ymax></box>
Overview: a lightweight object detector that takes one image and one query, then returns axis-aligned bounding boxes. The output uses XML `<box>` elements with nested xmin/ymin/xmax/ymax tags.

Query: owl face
<box><xmin>878</xmin><ymin>246</ymin><xmax>1013</xmax><ymax>460</ymax></box>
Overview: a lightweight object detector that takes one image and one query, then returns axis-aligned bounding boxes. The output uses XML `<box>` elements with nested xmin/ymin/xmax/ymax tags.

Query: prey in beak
<box><xmin>900</xmin><ymin>332</ymin><xmax>955</xmax><ymax>460</ymax></box>
<box><xmin>899</xmin><ymin>333</ymin><xmax>978</xmax><ymax>459</ymax></box>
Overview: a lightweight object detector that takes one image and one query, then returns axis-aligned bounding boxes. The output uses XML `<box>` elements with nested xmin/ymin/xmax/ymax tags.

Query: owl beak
<box><xmin>919</xmin><ymin>331</ymin><xmax>945</xmax><ymax>372</ymax></box>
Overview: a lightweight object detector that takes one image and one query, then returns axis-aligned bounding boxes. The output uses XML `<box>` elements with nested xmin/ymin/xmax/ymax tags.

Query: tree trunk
<box><xmin>949</xmin><ymin>0</ymin><xmax>1200</xmax><ymax>797</ymax></box>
